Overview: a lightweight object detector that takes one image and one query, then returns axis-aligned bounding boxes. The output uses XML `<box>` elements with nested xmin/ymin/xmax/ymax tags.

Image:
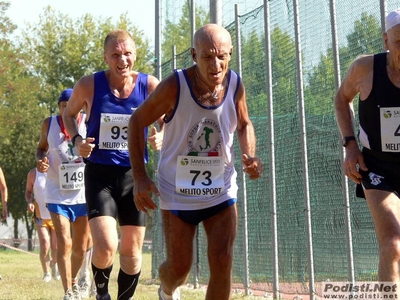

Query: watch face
<box><xmin>343</xmin><ymin>136</ymin><xmax>355</xmax><ymax>147</ymax></box>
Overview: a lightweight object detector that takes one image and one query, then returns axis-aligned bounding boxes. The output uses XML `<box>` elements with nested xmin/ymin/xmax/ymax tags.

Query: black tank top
<box><xmin>359</xmin><ymin>52</ymin><xmax>400</xmax><ymax>156</ymax></box>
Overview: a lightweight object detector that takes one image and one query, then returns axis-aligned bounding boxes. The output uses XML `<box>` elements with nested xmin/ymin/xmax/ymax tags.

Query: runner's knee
<box><xmin>120</xmin><ymin>254</ymin><xmax>142</xmax><ymax>275</ymax></box>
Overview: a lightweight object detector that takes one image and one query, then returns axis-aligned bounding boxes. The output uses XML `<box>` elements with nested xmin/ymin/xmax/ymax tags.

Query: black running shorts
<box><xmin>84</xmin><ymin>161</ymin><xmax>146</xmax><ymax>226</ymax></box>
<box><xmin>356</xmin><ymin>148</ymin><xmax>400</xmax><ymax>199</ymax></box>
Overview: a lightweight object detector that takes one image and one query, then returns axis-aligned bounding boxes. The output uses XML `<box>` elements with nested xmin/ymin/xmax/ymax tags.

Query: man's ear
<box><xmin>191</xmin><ymin>48</ymin><xmax>196</xmax><ymax>61</ymax></box>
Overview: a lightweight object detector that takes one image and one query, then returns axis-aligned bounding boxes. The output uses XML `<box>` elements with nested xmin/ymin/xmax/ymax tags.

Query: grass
<box><xmin>0</xmin><ymin>249</ymin><xmax>265</xmax><ymax>300</ymax></box>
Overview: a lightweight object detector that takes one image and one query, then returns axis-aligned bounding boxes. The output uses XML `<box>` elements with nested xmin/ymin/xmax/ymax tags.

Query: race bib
<box><xmin>380</xmin><ymin>107</ymin><xmax>400</xmax><ymax>152</ymax></box>
<box><xmin>175</xmin><ymin>155</ymin><xmax>225</xmax><ymax>197</ymax></box>
<box><xmin>99</xmin><ymin>113</ymin><xmax>130</xmax><ymax>150</ymax></box>
<box><xmin>58</xmin><ymin>162</ymin><xmax>85</xmax><ymax>190</ymax></box>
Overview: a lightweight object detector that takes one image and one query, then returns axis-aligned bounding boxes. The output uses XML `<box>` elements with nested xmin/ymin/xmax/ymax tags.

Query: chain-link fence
<box><xmin>150</xmin><ymin>0</ymin><xmax>397</xmax><ymax>298</ymax></box>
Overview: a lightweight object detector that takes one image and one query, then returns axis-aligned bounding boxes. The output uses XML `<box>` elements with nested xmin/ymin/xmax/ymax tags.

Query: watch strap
<box><xmin>342</xmin><ymin>136</ymin><xmax>356</xmax><ymax>147</ymax></box>
<box><xmin>71</xmin><ymin>134</ymin><xmax>82</xmax><ymax>147</ymax></box>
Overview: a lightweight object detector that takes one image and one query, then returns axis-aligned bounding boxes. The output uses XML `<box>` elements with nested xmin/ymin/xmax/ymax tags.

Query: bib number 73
<box><xmin>190</xmin><ymin>170</ymin><xmax>212</xmax><ymax>186</ymax></box>
<box><xmin>175</xmin><ymin>155</ymin><xmax>225</xmax><ymax>197</ymax></box>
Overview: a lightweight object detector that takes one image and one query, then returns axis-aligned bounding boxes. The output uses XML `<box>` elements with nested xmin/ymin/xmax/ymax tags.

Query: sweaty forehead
<box><xmin>199</xmin><ymin>32</ymin><xmax>230</xmax><ymax>43</ymax></box>
<box><xmin>200</xmin><ymin>46</ymin><xmax>231</xmax><ymax>56</ymax></box>
<box><xmin>195</xmin><ymin>36</ymin><xmax>231</xmax><ymax>53</ymax></box>
<box><xmin>105</xmin><ymin>39</ymin><xmax>136</xmax><ymax>53</ymax></box>
<box><xmin>105</xmin><ymin>37</ymin><xmax>135</xmax><ymax>49</ymax></box>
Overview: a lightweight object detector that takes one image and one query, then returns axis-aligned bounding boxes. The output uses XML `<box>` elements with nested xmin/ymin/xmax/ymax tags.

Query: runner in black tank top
<box><xmin>335</xmin><ymin>8</ymin><xmax>400</xmax><ymax>283</ymax></box>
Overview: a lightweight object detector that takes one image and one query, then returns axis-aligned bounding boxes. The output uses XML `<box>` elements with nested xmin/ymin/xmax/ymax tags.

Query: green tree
<box><xmin>241</xmin><ymin>30</ymin><xmax>267</xmax><ymax>116</ymax></box>
<box><xmin>270</xmin><ymin>26</ymin><xmax>298</xmax><ymax>115</ymax></box>
<box><xmin>18</xmin><ymin>6</ymin><xmax>154</xmax><ymax>113</ymax></box>
<box><xmin>305</xmin><ymin>12</ymin><xmax>383</xmax><ymax>116</ymax></box>
<box><xmin>161</xmin><ymin>3</ymin><xmax>208</xmax><ymax>65</ymax></box>
<box><xmin>305</xmin><ymin>48</ymin><xmax>337</xmax><ymax>115</ymax></box>
<box><xmin>347</xmin><ymin>12</ymin><xmax>383</xmax><ymax>56</ymax></box>
<box><xmin>0</xmin><ymin>1</ymin><xmax>48</xmax><ymax>248</ymax></box>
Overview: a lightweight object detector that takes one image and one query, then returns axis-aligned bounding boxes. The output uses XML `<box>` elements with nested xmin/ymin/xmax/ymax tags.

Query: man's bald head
<box><xmin>193</xmin><ymin>24</ymin><xmax>232</xmax><ymax>50</ymax></box>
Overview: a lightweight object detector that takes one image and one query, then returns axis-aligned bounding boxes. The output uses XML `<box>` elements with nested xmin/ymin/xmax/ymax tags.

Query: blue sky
<box><xmin>7</xmin><ymin>0</ymin><xmax>156</xmax><ymax>42</ymax></box>
<box><xmin>7</xmin><ymin>0</ymin><xmax>268</xmax><ymax>43</ymax></box>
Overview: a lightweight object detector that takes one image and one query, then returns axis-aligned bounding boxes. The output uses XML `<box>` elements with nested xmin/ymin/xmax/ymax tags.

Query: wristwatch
<box><xmin>71</xmin><ymin>134</ymin><xmax>82</xmax><ymax>147</ymax></box>
<box><xmin>342</xmin><ymin>136</ymin><xmax>356</xmax><ymax>147</ymax></box>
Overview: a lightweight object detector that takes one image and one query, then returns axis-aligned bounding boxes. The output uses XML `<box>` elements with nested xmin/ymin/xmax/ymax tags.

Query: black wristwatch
<box><xmin>342</xmin><ymin>136</ymin><xmax>356</xmax><ymax>147</ymax></box>
<box><xmin>71</xmin><ymin>134</ymin><xmax>82</xmax><ymax>147</ymax></box>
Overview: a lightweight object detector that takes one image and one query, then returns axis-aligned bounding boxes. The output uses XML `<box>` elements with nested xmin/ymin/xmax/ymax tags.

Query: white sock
<box><xmin>80</xmin><ymin>247</ymin><xmax>92</xmax><ymax>280</ymax></box>
<box><xmin>161</xmin><ymin>290</ymin><xmax>174</xmax><ymax>300</ymax></box>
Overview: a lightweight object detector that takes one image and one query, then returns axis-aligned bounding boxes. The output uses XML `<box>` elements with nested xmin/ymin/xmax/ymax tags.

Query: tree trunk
<box><xmin>24</xmin><ymin>212</ymin><xmax>35</xmax><ymax>251</ymax></box>
<box><xmin>13</xmin><ymin>219</ymin><xmax>21</xmax><ymax>248</ymax></box>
